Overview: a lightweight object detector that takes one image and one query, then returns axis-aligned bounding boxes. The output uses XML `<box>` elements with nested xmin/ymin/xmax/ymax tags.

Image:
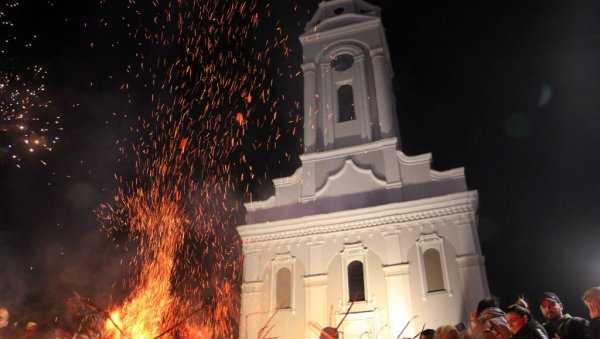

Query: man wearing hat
<box><xmin>539</xmin><ymin>292</ymin><xmax>589</xmax><ymax>339</ymax></box>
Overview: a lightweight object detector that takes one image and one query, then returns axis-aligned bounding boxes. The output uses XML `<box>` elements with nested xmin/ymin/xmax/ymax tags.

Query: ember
<box><xmin>92</xmin><ymin>0</ymin><xmax>297</xmax><ymax>337</ymax></box>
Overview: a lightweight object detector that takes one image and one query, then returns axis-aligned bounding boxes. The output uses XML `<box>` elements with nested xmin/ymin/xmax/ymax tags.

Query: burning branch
<box><xmin>152</xmin><ymin>306</ymin><xmax>205</xmax><ymax>339</ymax></box>
<box><xmin>73</xmin><ymin>293</ymin><xmax>127</xmax><ymax>338</ymax></box>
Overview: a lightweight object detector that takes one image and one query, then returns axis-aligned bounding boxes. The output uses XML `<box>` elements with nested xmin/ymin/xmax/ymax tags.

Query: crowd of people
<box><xmin>422</xmin><ymin>287</ymin><xmax>600</xmax><ymax>339</ymax></box>
<box><xmin>0</xmin><ymin>306</ymin><xmax>100</xmax><ymax>339</ymax></box>
<box><xmin>1</xmin><ymin>287</ymin><xmax>600</xmax><ymax>338</ymax></box>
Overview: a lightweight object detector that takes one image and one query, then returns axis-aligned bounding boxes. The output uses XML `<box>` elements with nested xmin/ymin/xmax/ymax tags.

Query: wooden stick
<box><xmin>152</xmin><ymin>306</ymin><xmax>205</xmax><ymax>339</ymax></box>
<box><xmin>412</xmin><ymin>322</ymin><xmax>427</xmax><ymax>339</ymax></box>
<box><xmin>396</xmin><ymin>315</ymin><xmax>418</xmax><ymax>339</ymax></box>
<box><xmin>335</xmin><ymin>302</ymin><xmax>354</xmax><ymax>330</ymax></box>
<box><xmin>75</xmin><ymin>293</ymin><xmax>127</xmax><ymax>338</ymax></box>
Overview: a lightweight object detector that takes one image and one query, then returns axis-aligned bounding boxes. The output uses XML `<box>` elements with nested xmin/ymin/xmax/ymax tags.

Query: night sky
<box><xmin>1</xmin><ymin>0</ymin><xmax>600</xmax><ymax>330</ymax></box>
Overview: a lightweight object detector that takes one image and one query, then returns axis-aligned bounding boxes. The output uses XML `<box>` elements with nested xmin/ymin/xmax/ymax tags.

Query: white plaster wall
<box><xmin>406</xmin><ymin>240</ymin><xmax>467</xmax><ymax>331</ymax></box>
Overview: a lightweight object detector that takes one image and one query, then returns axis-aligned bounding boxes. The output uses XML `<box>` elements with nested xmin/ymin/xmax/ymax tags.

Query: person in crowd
<box><xmin>421</xmin><ymin>328</ymin><xmax>436</xmax><ymax>339</ymax></box>
<box><xmin>23</xmin><ymin>321</ymin><xmax>40</xmax><ymax>338</ymax></box>
<box><xmin>505</xmin><ymin>298</ymin><xmax>548</xmax><ymax>339</ymax></box>
<box><xmin>38</xmin><ymin>328</ymin><xmax>71</xmax><ymax>339</ymax></box>
<box><xmin>9</xmin><ymin>319</ymin><xmax>39</xmax><ymax>339</ymax></box>
<box><xmin>435</xmin><ymin>325</ymin><xmax>460</xmax><ymax>339</ymax></box>
<box><xmin>582</xmin><ymin>287</ymin><xmax>600</xmax><ymax>339</ymax></box>
<box><xmin>72</xmin><ymin>313</ymin><xmax>103</xmax><ymax>339</ymax></box>
<box><xmin>0</xmin><ymin>307</ymin><xmax>10</xmax><ymax>339</ymax></box>
<box><xmin>539</xmin><ymin>292</ymin><xmax>589</xmax><ymax>339</ymax></box>
<box><xmin>466</xmin><ymin>297</ymin><xmax>512</xmax><ymax>339</ymax></box>
<box><xmin>39</xmin><ymin>317</ymin><xmax>72</xmax><ymax>339</ymax></box>
<box><xmin>319</xmin><ymin>326</ymin><xmax>339</xmax><ymax>339</ymax></box>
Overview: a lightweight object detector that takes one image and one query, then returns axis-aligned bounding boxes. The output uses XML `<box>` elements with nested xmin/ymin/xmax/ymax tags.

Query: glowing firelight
<box><xmin>105</xmin><ymin>311</ymin><xmax>123</xmax><ymax>337</ymax></box>
<box><xmin>95</xmin><ymin>0</ymin><xmax>299</xmax><ymax>337</ymax></box>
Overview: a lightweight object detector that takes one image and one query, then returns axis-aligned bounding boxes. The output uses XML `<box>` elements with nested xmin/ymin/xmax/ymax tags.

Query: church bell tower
<box><xmin>302</xmin><ymin>0</ymin><xmax>399</xmax><ymax>153</ymax></box>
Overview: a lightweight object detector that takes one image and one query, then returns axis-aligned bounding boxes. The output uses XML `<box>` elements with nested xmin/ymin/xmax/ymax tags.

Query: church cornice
<box><xmin>238</xmin><ymin>191</ymin><xmax>478</xmax><ymax>245</ymax></box>
<box><xmin>397</xmin><ymin>151</ymin><xmax>431</xmax><ymax>165</ymax></box>
<box><xmin>300</xmin><ymin>137</ymin><xmax>397</xmax><ymax>163</ymax></box>
<box><xmin>431</xmin><ymin>168</ymin><xmax>465</xmax><ymax>181</ymax></box>
<box><xmin>300</xmin><ymin>15</ymin><xmax>381</xmax><ymax>44</ymax></box>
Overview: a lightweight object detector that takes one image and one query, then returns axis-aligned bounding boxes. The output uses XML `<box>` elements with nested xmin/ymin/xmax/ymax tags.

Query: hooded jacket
<box><xmin>467</xmin><ymin>307</ymin><xmax>512</xmax><ymax>339</ymax></box>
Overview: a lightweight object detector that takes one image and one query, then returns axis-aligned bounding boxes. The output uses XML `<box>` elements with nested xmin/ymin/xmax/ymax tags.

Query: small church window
<box><xmin>338</xmin><ymin>84</ymin><xmax>355</xmax><ymax>122</ymax></box>
<box><xmin>423</xmin><ymin>248</ymin><xmax>445</xmax><ymax>292</ymax></box>
<box><xmin>347</xmin><ymin>260</ymin><xmax>365</xmax><ymax>302</ymax></box>
<box><xmin>275</xmin><ymin>267</ymin><xmax>291</xmax><ymax>309</ymax></box>
<box><xmin>330</xmin><ymin>54</ymin><xmax>354</xmax><ymax>71</ymax></box>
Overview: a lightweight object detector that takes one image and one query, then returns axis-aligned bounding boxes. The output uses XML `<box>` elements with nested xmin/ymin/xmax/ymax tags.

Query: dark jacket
<box><xmin>468</xmin><ymin>307</ymin><xmax>512</xmax><ymax>339</ymax></box>
<box><xmin>589</xmin><ymin>318</ymin><xmax>600</xmax><ymax>339</ymax></box>
<box><xmin>512</xmin><ymin>319</ymin><xmax>548</xmax><ymax>339</ymax></box>
<box><xmin>543</xmin><ymin>314</ymin><xmax>589</xmax><ymax>339</ymax></box>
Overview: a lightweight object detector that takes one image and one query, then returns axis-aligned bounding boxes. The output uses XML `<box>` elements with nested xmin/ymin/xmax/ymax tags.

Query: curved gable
<box><xmin>316</xmin><ymin>158</ymin><xmax>386</xmax><ymax>199</ymax></box>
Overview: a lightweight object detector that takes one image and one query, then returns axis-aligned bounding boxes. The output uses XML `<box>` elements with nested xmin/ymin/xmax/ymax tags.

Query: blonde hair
<box><xmin>582</xmin><ymin>286</ymin><xmax>600</xmax><ymax>302</ymax></box>
<box><xmin>434</xmin><ymin>325</ymin><xmax>460</xmax><ymax>339</ymax></box>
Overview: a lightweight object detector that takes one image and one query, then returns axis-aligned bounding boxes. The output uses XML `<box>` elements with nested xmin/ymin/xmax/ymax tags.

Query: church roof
<box><xmin>305</xmin><ymin>0</ymin><xmax>381</xmax><ymax>32</ymax></box>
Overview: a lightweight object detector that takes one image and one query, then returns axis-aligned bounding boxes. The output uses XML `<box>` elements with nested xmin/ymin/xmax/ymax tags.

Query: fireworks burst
<box><xmin>0</xmin><ymin>1</ymin><xmax>61</xmax><ymax>166</ymax></box>
<box><xmin>96</xmin><ymin>0</ymin><xmax>300</xmax><ymax>337</ymax></box>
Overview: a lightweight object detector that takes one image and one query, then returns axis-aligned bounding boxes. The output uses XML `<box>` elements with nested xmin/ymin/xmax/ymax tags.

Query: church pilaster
<box><xmin>383</xmin><ymin>264</ymin><xmax>414</xmax><ymax>339</ymax></box>
<box><xmin>370</xmin><ymin>48</ymin><xmax>398</xmax><ymax>140</ymax></box>
<box><xmin>319</xmin><ymin>63</ymin><xmax>335</xmax><ymax>150</ymax></box>
<box><xmin>302</xmin><ymin>62</ymin><xmax>318</xmax><ymax>153</ymax></box>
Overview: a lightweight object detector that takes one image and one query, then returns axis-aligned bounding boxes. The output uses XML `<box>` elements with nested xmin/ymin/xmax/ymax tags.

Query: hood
<box><xmin>480</xmin><ymin>307</ymin><xmax>506</xmax><ymax>320</ymax></box>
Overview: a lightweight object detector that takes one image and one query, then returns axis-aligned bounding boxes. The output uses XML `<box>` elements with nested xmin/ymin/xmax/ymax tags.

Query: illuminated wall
<box><xmin>237</xmin><ymin>1</ymin><xmax>490</xmax><ymax>338</ymax></box>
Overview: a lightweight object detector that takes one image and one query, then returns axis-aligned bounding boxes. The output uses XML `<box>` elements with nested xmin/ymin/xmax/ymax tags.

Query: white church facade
<box><xmin>237</xmin><ymin>1</ymin><xmax>490</xmax><ymax>338</ymax></box>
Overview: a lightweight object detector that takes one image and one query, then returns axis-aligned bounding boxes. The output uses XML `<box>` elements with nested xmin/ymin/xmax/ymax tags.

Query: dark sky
<box><xmin>1</xmin><ymin>0</ymin><xmax>600</xmax><ymax>327</ymax></box>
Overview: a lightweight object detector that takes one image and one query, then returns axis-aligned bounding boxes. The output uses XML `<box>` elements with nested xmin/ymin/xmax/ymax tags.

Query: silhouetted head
<box><xmin>477</xmin><ymin>297</ymin><xmax>500</xmax><ymax>315</ymax></box>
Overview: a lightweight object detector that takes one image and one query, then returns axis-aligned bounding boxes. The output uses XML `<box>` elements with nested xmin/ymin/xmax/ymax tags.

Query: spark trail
<box><xmin>97</xmin><ymin>0</ymin><xmax>298</xmax><ymax>337</ymax></box>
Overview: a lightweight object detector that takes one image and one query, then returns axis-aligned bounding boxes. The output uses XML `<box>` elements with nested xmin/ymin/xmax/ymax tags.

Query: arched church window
<box><xmin>347</xmin><ymin>260</ymin><xmax>365</xmax><ymax>302</ymax></box>
<box><xmin>338</xmin><ymin>84</ymin><xmax>355</xmax><ymax>122</ymax></box>
<box><xmin>275</xmin><ymin>267</ymin><xmax>291</xmax><ymax>309</ymax></box>
<box><xmin>330</xmin><ymin>54</ymin><xmax>354</xmax><ymax>71</ymax></box>
<box><xmin>423</xmin><ymin>248</ymin><xmax>445</xmax><ymax>292</ymax></box>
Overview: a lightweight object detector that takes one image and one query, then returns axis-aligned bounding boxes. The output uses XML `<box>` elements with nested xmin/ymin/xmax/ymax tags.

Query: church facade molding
<box><xmin>239</xmin><ymin>191</ymin><xmax>477</xmax><ymax>247</ymax></box>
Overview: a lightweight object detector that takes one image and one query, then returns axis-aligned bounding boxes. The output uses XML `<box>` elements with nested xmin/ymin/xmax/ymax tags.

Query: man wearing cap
<box><xmin>582</xmin><ymin>287</ymin><xmax>600</xmax><ymax>339</ymax></box>
<box><xmin>539</xmin><ymin>292</ymin><xmax>589</xmax><ymax>339</ymax></box>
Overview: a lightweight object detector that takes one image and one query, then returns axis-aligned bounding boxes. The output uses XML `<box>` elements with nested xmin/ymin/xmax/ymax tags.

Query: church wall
<box><xmin>240</xmin><ymin>192</ymin><xmax>485</xmax><ymax>338</ymax></box>
<box><xmin>397</xmin><ymin>152</ymin><xmax>434</xmax><ymax>184</ymax></box>
<box><xmin>326</xmin><ymin>254</ymin><xmax>343</xmax><ymax>326</ymax></box>
<box><xmin>351</xmin><ymin>151</ymin><xmax>387</xmax><ymax>179</ymax></box>
<box><xmin>314</xmin><ymin>157</ymin><xmax>347</xmax><ymax>191</ymax></box>
<box><xmin>242</xmin><ymin>247</ymin><xmax>309</xmax><ymax>338</ymax></box>
<box><xmin>401</xmin><ymin>179</ymin><xmax>468</xmax><ymax>202</ymax></box>
<box><xmin>324</xmin><ymin>248</ymin><xmax>390</xmax><ymax>337</ymax></box>
<box><xmin>406</xmin><ymin>236</ymin><xmax>468</xmax><ymax>331</ymax></box>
